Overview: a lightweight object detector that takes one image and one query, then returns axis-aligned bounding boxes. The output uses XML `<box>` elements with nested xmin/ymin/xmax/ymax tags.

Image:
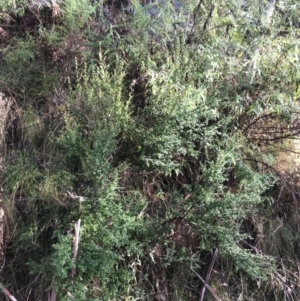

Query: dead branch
<box><xmin>47</xmin><ymin>287</ymin><xmax>56</xmax><ymax>301</ymax></box>
<box><xmin>200</xmin><ymin>248</ymin><xmax>218</xmax><ymax>301</ymax></box>
<box><xmin>71</xmin><ymin>219</ymin><xmax>81</xmax><ymax>278</ymax></box>
<box><xmin>0</xmin><ymin>284</ymin><xmax>18</xmax><ymax>301</ymax></box>
<box><xmin>193</xmin><ymin>270</ymin><xmax>222</xmax><ymax>301</ymax></box>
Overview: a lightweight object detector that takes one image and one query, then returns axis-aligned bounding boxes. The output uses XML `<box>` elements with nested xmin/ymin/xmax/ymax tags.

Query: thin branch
<box><xmin>71</xmin><ymin>219</ymin><xmax>81</xmax><ymax>278</ymax></box>
<box><xmin>0</xmin><ymin>284</ymin><xmax>18</xmax><ymax>301</ymax></box>
<box><xmin>238</xmin><ymin>241</ymin><xmax>300</xmax><ymax>299</ymax></box>
<box><xmin>251</xmin><ymin>129</ymin><xmax>300</xmax><ymax>135</ymax></box>
<box><xmin>243</xmin><ymin>110</ymin><xmax>300</xmax><ymax>133</ymax></box>
<box><xmin>257</xmin><ymin>133</ymin><xmax>300</xmax><ymax>141</ymax></box>
<box><xmin>193</xmin><ymin>270</ymin><xmax>222</xmax><ymax>301</ymax></box>
<box><xmin>165</xmin><ymin>279</ymin><xmax>201</xmax><ymax>294</ymax></box>
<box><xmin>273</xmin><ymin>146</ymin><xmax>300</xmax><ymax>156</ymax></box>
<box><xmin>244</xmin><ymin>158</ymin><xmax>300</xmax><ymax>202</ymax></box>
<box><xmin>245</xmin><ymin>158</ymin><xmax>292</xmax><ymax>183</ymax></box>
<box><xmin>66</xmin><ymin>191</ymin><xmax>85</xmax><ymax>203</ymax></box>
<box><xmin>273</xmin><ymin>271</ymin><xmax>300</xmax><ymax>298</ymax></box>
<box><xmin>240</xmin><ymin>240</ymin><xmax>262</xmax><ymax>255</ymax></box>
<box><xmin>200</xmin><ymin>248</ymin><xmax>218</xmax><ymax>301</ymax></box>
<box><xmin>188</xmin><ymin>0</ymin><xmax>204</xmax><ymax>39</ymax></box>
<box><xmin>47</xmin><ymin>287</ymin><xmax>56</xmax><ymax>301</ymax></box>
<box><xmin>203</xmin><ymin>4</ymin><xmax>215</xmax><ymax>32</ymax></box>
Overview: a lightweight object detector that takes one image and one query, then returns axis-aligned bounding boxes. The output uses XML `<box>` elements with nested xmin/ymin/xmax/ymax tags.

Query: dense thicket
<box><xmin>0</xmin><ymin>0</ymin><xmax>300</xmax><ymax>300</ymax></box>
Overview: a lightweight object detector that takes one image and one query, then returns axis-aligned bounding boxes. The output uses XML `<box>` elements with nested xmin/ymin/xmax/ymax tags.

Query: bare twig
<box><xmin>274</xmin><ymin>146</ymin><xmax>300</xmax><ymax>156</ymax></box>
<box><xmin>200</xmin><ymin>248</ymin><xmax>218</xmax><ymax>301</ymax></box>
<box><xmin>243</xmin><ymin>112</ymin><xmax>276</xmax><ymax>131</ymax></box>
<box><xmin>245</xmin><ymin>158</ymin><xmax>300</xmax><ymax>203</ymax></box>
<box><xmin>245</xmin><ymin>157</ymin><xmax>294</xmax><ymax>178</ymax></box>
<box><xmin>188</xmin><ymin>0</ymin><xmax>204</xmax><ymax>38</ymax></box>
<box><xmin>0</xmin><ymin>284</ymin><xmax>18</xmax><ymax>301</ymax></box>
<box><xmin>71</xmin><ymin>219</ymin><xmax>81</xmax><ymax>278</ymax></box>
<box><xmin>203</xmin><ymin>3</ymin><xmax>215</xmax><ymax>32</ymax></box>
<box><xmin>240</xmin><ymin>239</ymin><xmax>262</xmax><ymax>255</ymax></box>
<box><xmin>273</xmin><ymin>271</ymin><xmax>300</xmax><ymax>299</ymax></box>
<box><xmin>193</xmin><ymin>270</ymin><xmax>222</xmax><ymax>301</ymax></box>
<box><xmin>66</xmin><ymin>191</ymin><xmax>85</xmax><ymax>203</ymax></box>
<box><xmin>254</xmin><ymin>132</ymin><xmax>300</xmax><ymax>142</ymax></box>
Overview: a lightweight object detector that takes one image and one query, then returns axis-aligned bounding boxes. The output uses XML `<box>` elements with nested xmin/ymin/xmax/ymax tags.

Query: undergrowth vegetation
<box><xmin>1</xmin><ymin>0</ymin><xmax>300</xmax><ymax>300</ymax></box>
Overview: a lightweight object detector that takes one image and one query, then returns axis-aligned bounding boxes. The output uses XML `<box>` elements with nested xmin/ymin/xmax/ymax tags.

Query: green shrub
<box><xmin>2</xmin><ymin>0</ymin><xmax>300</xmax><ymax>300</ymax></box>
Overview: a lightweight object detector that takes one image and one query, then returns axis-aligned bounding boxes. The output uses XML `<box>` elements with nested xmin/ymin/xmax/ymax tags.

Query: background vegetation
<box><xmin>1</xmin><ymin>0</ymin><xmax>300</xmax><ymax>300</ymax></box>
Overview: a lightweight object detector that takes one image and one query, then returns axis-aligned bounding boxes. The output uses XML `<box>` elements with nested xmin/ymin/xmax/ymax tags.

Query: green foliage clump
<box><xmin>1</xmin><ymin>0</ymin><xmax>300</xmax><ymax>300</ymax></box>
